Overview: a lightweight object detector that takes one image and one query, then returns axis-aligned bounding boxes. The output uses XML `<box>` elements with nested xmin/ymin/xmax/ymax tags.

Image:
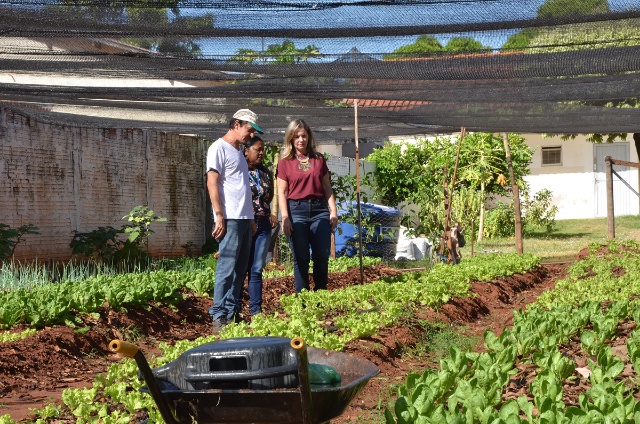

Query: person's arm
<box><xmin>321</xmin><ymin>172</ymin><xmax>339</xmax><ymax>231</ymax></box>
<box><xmin>277</xmin><ymin>176</ymin><xmax>292</xmax><ymax>236</ymax></box>
<box><xmin>207</xmin><ymin>170</ymin><xmax>226</xmax><ymax>240</ymax></box>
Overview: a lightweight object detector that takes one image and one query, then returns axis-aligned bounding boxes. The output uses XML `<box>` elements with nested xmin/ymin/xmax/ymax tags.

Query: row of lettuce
<box><xmin>387</xmin><ymin>239</ymin><xmax>640</xmax><ymax>423</ymax></box>
<box><xmin>1</xmin><ymin>251</ymin><xmax>539</xmax><ymax>423</ymax></box>
<box><xmin>0</xmin><ymin>255</ymin><xmax>382</xmax><ymax>330</ymax></box>
<box><xmin>6</xmin><ymin>240</ymin><xmax>639</xmax><ymax>423</ymax></box>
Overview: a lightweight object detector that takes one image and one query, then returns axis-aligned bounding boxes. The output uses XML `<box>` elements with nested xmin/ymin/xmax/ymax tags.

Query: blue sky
<box><xmin>184</xmin><ymin>0</ymin><xmax>640</xmax><ymax>57</ymax></box>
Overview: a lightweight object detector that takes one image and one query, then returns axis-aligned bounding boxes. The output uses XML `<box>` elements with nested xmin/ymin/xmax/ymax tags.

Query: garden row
<box><xmin>0</xmin><ymin>255</ymin><xmax>383</xmax><ymax>331</ymax></box>
<box><xmin>0</xmin><ymin>252</ymin><xmax>539</xmax><ymax>423</ymax></box>
<box><xmin>386</xmin><ymin>239</ymin><xmax>640</xmax><ymax>423</ymax></box>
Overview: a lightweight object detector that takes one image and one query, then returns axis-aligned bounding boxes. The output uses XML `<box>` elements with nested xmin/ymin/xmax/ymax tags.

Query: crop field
<box><xmin>0</xmin><ymin>240</ymin><xmax>640</xmax><ymax>423</ymax></box>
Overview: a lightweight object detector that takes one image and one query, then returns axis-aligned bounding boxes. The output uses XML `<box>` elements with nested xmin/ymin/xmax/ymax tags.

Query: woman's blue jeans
<box><xmin>209</xmin><ymin>219</ymin><xmax>252</xmax><ymax>321</ymax></box>
<box><xmin>244</xmin><ymin>215</ymin><xmax>272</xmax><ymax>315</ymax></box>
<box><xmin>287</xmin><ymin>198</ymin><xmax>331</xmax><ymax>293</ymax></box>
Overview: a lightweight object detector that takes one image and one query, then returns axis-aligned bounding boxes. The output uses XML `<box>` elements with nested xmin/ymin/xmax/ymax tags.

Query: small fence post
<box><xmin>605</xmin><ymin>156</ymin><xmax>615</xmax><ymax>239</ymax></box>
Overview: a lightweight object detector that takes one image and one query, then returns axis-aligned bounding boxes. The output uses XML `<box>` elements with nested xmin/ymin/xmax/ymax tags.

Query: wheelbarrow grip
<box><xmin>291</xmin><ymin>337</ymin><xmax>314</xmax><ymax>424</ymax></box>
<box><xmin>109</xmin><ymin>340</ymin><xmax>181</xmax><ymax>424</ymax></box>
<box><xmin>109</xmin><ymin>339</ymin><xmax>139</xmax><ymax>358</ymax></box>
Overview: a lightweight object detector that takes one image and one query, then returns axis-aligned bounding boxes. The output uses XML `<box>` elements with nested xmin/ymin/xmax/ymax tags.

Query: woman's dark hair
<box><xmin>244</xmin><ymin>134</ymin><xmax>263</xmax><ymax>150</ymax></box>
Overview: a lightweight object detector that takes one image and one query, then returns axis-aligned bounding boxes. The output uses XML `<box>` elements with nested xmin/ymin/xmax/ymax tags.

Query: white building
<box><xmin>524</xmin><ymin>134</ymin><xmax>639</xmax><ymax>219</ymax></box>
<box><xmin>386</xmin><ymin>132</ymin><xmax>640</xmax><ymax>220</ymax></box>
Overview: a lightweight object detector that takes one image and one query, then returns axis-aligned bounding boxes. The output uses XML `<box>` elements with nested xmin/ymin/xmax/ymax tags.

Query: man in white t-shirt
<box><xmin>207</xmin><ymin>109</ymin><xmax>264</xmax><ymax>332</ymax></box>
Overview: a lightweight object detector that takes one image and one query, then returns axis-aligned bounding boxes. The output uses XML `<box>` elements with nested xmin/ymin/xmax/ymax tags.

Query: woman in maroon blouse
<box><xmin>276</xmin><ymin>119</ymin><xmax>338</xmax><ymax>293</ymax></box>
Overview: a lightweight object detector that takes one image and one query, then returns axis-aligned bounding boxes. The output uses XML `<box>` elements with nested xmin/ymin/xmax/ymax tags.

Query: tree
<box><xmin>366</xmin><ymin>133</ymin><xmax>533</xmax><ymax>245</ymax></box>
<box><xmin>502</xmin><ymin>0</ymin><xmax>612</xmax><ymax>53</ymax></box>
<box><xmin>457</xmin><ymin>133</ymin><xmax>513</xmax><ymax>241</ymax></box>
<box><xmin>537</xmin><ymin>0</ymin><xmax>609</xmax><ymax>19</ymax></box>
<box><xmin>0</xmin><ymin>224</ymin><xmax>39</xmax><ymax>262</ymax></box>
<box><xmin>383</xmin><ymin>35</ymin><xmax>444</xmax><ymax>60</ymax></box>
<box><xmin>384</xmin><ymin>35</ymin><xmax>491</xmax><ymax>60</ymax></box>
<box><xmin>444</xmin><ymin>37</ymin><xmax>491</xmax><ymax>54</ymax></box>
<box><xmin>502</xmin><ymin>0</ymin><xmax>640</xmax><ymax>156</ymax></box>
<box><xmin>229</xmin><ymin>40</ymin><xmax>321</xmax><ymax>64</ymax></box>
<box><xmin>56</xmin><ymin>0</ymin><xmax>214</xmax><ymax>56</ymax></box>
<box><xmin>502</xmin><ymin>28</ymin><xmax>539</xmax><ymax>51</ymax></box>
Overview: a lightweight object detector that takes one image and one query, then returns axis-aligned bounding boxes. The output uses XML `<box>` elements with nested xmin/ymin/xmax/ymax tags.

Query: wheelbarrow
<box><xmin>109</xmin><ymin>336</ymin><xmax>379</xmax><ymax>424</ymax></box>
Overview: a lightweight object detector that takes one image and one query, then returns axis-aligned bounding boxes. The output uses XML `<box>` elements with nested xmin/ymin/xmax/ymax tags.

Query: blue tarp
<box><xmin>335</xmin><ymin>202</ymin><xmax>402</xmax><ymax>259</ymax></box>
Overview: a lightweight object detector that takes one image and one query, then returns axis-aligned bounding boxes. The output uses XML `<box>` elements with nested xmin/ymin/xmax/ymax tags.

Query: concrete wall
<box><xmin>0</xmin><ymin>106</ymin><xmax>209</xmax><ymax>261</ymax></box>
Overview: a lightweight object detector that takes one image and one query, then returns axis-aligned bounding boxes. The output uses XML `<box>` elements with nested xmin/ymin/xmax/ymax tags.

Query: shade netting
<box><xmin>2</xmin><ymin>0</ymin><xmax>640</xmax><ymax>141</ymax></box>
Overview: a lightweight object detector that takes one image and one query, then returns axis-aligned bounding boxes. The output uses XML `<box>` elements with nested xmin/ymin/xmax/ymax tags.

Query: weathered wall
<box><xmin>0</xmin><ymin>106</ymin><xmax>209</xmax><ymax>260</ymax></box>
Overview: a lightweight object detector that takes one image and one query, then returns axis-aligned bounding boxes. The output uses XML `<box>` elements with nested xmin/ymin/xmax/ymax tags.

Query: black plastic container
<box><xmin>152</xmin><ymin>337</ymin><xmax>299</xmax><ymax>390</ymax></box>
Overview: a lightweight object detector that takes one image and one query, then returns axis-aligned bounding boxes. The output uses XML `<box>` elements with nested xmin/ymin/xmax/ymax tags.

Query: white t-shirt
<box><xmin>206</xmin><ymin>138</ymin><xmax>254</xmax><ymax>220</ymax></box>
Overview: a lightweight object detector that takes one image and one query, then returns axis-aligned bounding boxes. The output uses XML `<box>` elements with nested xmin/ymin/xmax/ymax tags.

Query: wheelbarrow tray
<box><xmin>143</xmin><ymin>346</ymin><xmax>379</xmax><ymax>424</ymax></box>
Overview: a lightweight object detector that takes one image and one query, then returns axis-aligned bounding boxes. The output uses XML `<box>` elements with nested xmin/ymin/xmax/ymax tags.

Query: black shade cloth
<box><xmin>2</xmin><ymin>0</ymin><xmax>640</xmax><ymax>141</ymax></box>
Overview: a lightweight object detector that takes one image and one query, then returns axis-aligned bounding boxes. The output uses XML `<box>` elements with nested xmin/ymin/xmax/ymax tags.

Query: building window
<box><xmin>541</xmin><ymin>146</ymin><xmax>562</xmax><ymax>166</ymax></box>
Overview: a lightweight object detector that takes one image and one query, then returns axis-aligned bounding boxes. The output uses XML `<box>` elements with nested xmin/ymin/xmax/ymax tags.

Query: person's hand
<box><xmin>329</xmin><ymin>214</ymin><xmax>338</xmax><ymax>231</ymax></box>
<box><xmin>212</xmin><ymin>218</ymin><xmax>226</xmax><ymax>241</ymax></box>
<box><xmin>269</xmin><ymin>214</ymin><xmax>279</xmax><ymax>229</ymax></box>
<box><xmin>251</xmin><ymin>219</ymin><xmax>257</xmax><ymax>236</ymax></box>
<box><xmin>281</xmin><ymin>216</ymin><xmax>292</xmax><ymax>236</ymax></box>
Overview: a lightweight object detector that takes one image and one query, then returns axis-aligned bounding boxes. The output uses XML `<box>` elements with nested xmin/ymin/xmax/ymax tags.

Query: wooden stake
<box><xmin>271</xmin><ymin>151</ymin><xmax>280</xmax><ymax>264</ymax></box>
<box><xmin>441</xmin><ymin>128</ymin><xmax>465</xmax><ymax>262</ymax></box>
<box><xmin>354</xmin><ymin>100</ymin><xmax>364</xmax><ymax>284</ymax></box>
<box><xmin>502</xmin><ymin>133</ymin><xmax>523</xmax><ymax>254</ymax></box>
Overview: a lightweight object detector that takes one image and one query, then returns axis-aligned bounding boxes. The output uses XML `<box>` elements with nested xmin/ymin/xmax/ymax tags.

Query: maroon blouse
<box><xmin>277</xmin><ymin>155</ymin><xmax>329</xmax><ymax>200</ymax></box>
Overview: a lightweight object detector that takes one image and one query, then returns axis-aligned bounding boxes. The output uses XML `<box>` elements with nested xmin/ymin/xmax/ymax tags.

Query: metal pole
<box><xmin>605</xmin><ymin>156</ymin><xmax>615</xmax><ymax>239</ymax></box>
<box><xmin>354</xmin><ymin>100</ymin><xmax>364</xmax><ymax>284</ymax></box>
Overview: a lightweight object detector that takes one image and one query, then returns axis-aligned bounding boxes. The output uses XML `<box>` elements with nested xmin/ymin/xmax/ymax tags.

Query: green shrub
<box><xmin>70</xmin><ymin>206</ymin><xmax>166</xmax><ymax>269</ymax></box>
<box><xmin>483</xmin><ymin>189</ymin><xmax>559</xmax><ymax>239</ymax></box>
<box><xmin>0</xmin><ymin>223</ymin><xmax>39</xmax><ymax>262</ymax></box>
<box><xmin>483</xmin><ymin>202</ymin><xmax>515</xmax><ymax>238</ymax></box>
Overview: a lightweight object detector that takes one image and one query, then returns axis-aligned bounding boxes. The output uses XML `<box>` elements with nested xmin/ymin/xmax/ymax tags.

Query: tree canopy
<box><xmin>229</xmin><ymin>40</ymin><xmax>321</xmax><ymax>64</ymax></box>
<box><xmin>384</xmin><ymin>35</ymin><xmax>491</xmax><ymax>60</ymax></box>
<box><xmin>56</xmin><ymin>0</ymin><xmax>214</xmax><ymax>56</ymax></box>
<box><xmin>537</xmin><ymin>0</ymin><xmax>609</xmax><ymax>19</ymax></box>
<box><xmin>366</xmin><ymin>133</ymin><xmax>533</xmax><ymax>241</ymax></box>
<box><xmin>502</xmin><ymin>0</ymin><xmax>640</xmax><ymax>146</ymax></box>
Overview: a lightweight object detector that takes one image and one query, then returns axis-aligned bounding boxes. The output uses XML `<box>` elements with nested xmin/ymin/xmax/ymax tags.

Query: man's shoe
<box><xmin>212</xmin><ymin>316</ymin><xmax>229</xmax><ymax>334</ymax></box>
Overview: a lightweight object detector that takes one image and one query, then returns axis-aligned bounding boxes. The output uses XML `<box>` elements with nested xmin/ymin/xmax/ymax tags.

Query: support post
<box><xmin>605</xmin><ymin>155</ymin><xmax>615</xmax><ymax>239</ymax></box>
<box><xmin>271</xmin><ymin>152</ymin><xmax>280</xmax><ymax>263</ymax></box>
<box><xmin>503</xmin><ymin>133</ymin><xmax>523</xmax><ymax>254</ymax></box>
<box><xmin>354</xmin><ymin>100</ymin><xmax>364</xmax><ymax>284</ymax></box>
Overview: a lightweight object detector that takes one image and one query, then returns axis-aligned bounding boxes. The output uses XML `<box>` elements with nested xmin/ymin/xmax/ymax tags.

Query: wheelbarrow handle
<box><xmin>109</xmin><ymin>339</ymin><xmax>181</xmax><ymax>424</ymax></box>
<box><xmin>109</xmin><ymin>339</ymin><xmax>139</xmax><ymax>358</ymax></box>
<box><xmin>291</xmin><ymin>337</ymin><xmax>314</xmax><ymax>424</ymax></box>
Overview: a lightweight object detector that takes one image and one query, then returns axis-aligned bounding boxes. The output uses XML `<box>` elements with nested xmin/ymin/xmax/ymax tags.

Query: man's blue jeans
<box><xmin>209</xmin><ymin>219</ymin><xmax>252</xmax><ymax>321</ymax></box>
<box><xmin>287</xmin><ymin>198</ymin><xmax>331</xmax><ymax>293</ymax></box>
<box><xmin>245</xmin><ymin>215</ymin><xmax>272</xmax><ymax>315</ymax></box>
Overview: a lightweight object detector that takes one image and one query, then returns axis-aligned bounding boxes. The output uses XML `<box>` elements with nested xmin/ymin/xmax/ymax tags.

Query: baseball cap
<box><xmin>233</xmin><ymin>109</ymin><xmax>264</xmax><ymax>134</ymax></box>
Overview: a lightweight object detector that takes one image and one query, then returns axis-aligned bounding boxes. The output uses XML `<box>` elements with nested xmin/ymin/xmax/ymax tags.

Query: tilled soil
<box><xmin>0</xmin><ymin>262</ymin><xmax>566</xmax><ymax>423</ymax></box>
